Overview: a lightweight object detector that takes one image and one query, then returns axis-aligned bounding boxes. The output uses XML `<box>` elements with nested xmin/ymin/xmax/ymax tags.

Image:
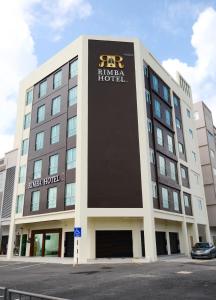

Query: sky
<box><xmin>0</xmin><ymin>0</ymin><xmax>216</xmax><ymax>157</ymax></box>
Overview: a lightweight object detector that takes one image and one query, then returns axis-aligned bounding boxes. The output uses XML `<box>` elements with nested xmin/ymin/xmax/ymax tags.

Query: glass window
<box><xmin>53</xmin><ymin>70</ymin><xmax>62</xmax><ymax>89</ymax></box>
<box><xmin>173</xmin><ymin>95</ymin><xmax>179</xmax><ymax>107</ymax></box>
<box><xmin>51</xmin><ymin>125</ymin><xmax>60</xmax><ymax>144</ymax></box>
<box><xmin>0</xmin><ymin>171</ymin><xmax>5</xmax><ymax>192</ymax></box>
<box><xmin>51</xmin><ymin>96</ymin><xmax>61</xmax><ymax>115</ymax></box>
<box><xmin>147</xmin><ymin>118</ymin><xmax>152</xmax><ymax>133</ymax></box>
<box><xmin>173</xmin><ymin>192</ymin><xmax>179</xmax><ymax>211</ymax></box>
<box><xmin>163</xmin><ymin>86</ymin><xmax>169</xmax><ymax>102</ymax></box>
<box><xmin>194</xmin><ymin>111</ymin><xmax>199</xmax><ymax>120</ymax></box>
<box><xmin>198</xmin><ymin>199</ymin><xmax>202</xmax><ymax>210</ymax></box>
<box><xmin>24</xmin><ymin>113</ymin><xmax>31</xmax><ymax>129</ymax></box>
<box><xmin>21</xmin><ymin>139</ymin><xmax>29</xmax><ymax>156</ymax></box>
<box><xmin>31</xmin><ymin>191</ymin><xmax>40</xmax><ymax>211</ymax></box>
<box><xmin>69</xmin><ymin>86</ymin><xmax>77</xmax><ymax>106</ymax></box>
<box><xmin>18</xmin><ymin>165</ymin><xmax>26</xmax><ymax>183</ymax></box>
<box><xmin>189</xmin><ymin>129</ymin><xmax>193</xmax><ymax>138</ymax></box>
<box><xmin>152</xmin><ymin>181</ymin><xmax>157</xmax><ymax>198</ymax></box>
<box><xmin>170</xmin><ymin>161</ymin><xmax>176</xmax><ymax>181</ymax></box>
<box><xmin>157</xmin><ymin>127</ymin><xmax>163</xmax><ymax>146</ymax></box>
<box><xmin>145</xmin><ymin>90</ymin><xmax>151</xmax><ymax>104</ymax></box>
<box><xmin>187</xmin><ymin>109</ymin><xmax>191</xmax><ymax>118</ymax></box>
<box><xmin>152</xmin><ymin>75</ymin><xmax>159</xmax><ymax>92</ymax></box>
<box><xmin>176</xmin><ymin>118</ymin><xmax>181</xmax><ymax>129</ymax></box>
<box><xmin>33</xmin><ymin>160</ymin><xmax>42</xmax><ymax>179</ymax></box>
<box><xmin>39</xmin><ymin>80</ymin><xmax>47</xmax><ymax>98</ymax></box>
<box><xmin>210</xmin><ymin>150</ymin><xmax>215</xmax><ymax>159</ymax></box>
<box><xmin>67</xmin><ymin>148</ymin><xmax>76</xmax><ymax>170</ymax></box>
<box><xmin>48</xmin><ymin>187</ymin><xmax>57</xmax><ymax>209</ymax></box>
<box><xmin>37</xmin><ymin>105</ymin><xmax>45</xmax><ymax>123</ymax></box>
<box><xmin>154</xmin><ymin>99</ymin><xmax>161</xmax><ymax>118</ymax></box>
<box><xmin>26</xmin><ymin>89</ymin><xmax>33</xmax><ymax>105</ymax></box>
<box><xmin>192</xmin><ymin>151</ymin><xmax>196</xmax><ymax>162</ymax></box>
<box><xmin>65</xmin><ymin>183</ymin><xmax>75</xmax><ymax>206</ymax></box>
<box><xmin>178</xmin><ymin>142</ymin><xmax>184</xmax><ymax>154</ymax></box>
<box><xmin>70</xmin><ymin>59</ymin><xmax>78</xmax><ymax>78</ymax></box>
<box><xmin>162</xmin><ymin>187</ymin><xmax>169</xmax><ymax>208</ymax></box>
<box><xmin>159</xmin><ymin>156</ymin><xmax>166</xmax><ymax>176</ymax></box>
<box><xmin>149</xmin><ymin>148</ymin><xmax>155</xmax><ymax>164</ymax></box>
<box><xmin>144</xmin><ymin>63</ymin><xmax>148</xmax><ymax>77</ymax></box>
<box><xmin>16</xmin><ymin>194</ymin><xmax>24</xmax><ymax>214</ymax></box>
<box><xmin>165</xmin><ymin>110</ymin><xmax>171</xmax><ymax>126</ymax></box>
<box><xmin>181</xmin><ymin>167</ymin><xmax>186</xmax><ymax>179</ymax></box>
<box><xmin>213</xmin><ymin>168</ymin><xmax>216</xmax><ymax>176</ymax></box>
<box><xmin>49</xmin><ymin>154</ymin><xmax>59</xmax><ymax>175</ymax></box>
<box><xmin>68</xmin><ymin>116</ymin><xmax>77</xmax><ymax>137</ymax></box>
<box><xmin>184</xmin><ymin>194</ymin><xmax>189</xmax><ymax>207</ymax></box>
<box><xmin>167</xmin><ymin>135</ymin><xmax>174</xmax><ymax>153</ymax></box>
<box><xmin>35</xmin><ymin>132</ymin><xmax>44</xmax><ymax>150</ymax></box>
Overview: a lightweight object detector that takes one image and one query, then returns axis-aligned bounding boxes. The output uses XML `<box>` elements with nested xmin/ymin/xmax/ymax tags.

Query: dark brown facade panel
<box><xmin>88</xmin><ymin>40</ymin><xmax>142</xmax><ymax>208</ymax></box>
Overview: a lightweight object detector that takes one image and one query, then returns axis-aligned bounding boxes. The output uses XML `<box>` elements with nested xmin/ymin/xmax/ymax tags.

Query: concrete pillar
<box><xmin>166</xmin><ymin>231</ymin><xmax>171</xmax><ymax>255</ymax></box>
<box><xmin>205</xmin><ymin>224</ymin><xmax>211</xmax><ymax>243</ymax></box>
<box><xmin>180</xmin><ymin>221</ymin><xmax>190</xmax><ymax>256</ymax></box>
<box><xmin>132</xmin><ymin>227</ymin><xmax>142</xmax><ymax>258</ymax></box>
<box><xmin>193</xmin><ymin>222</ymin><xmax>199</xmax><ymax>244</ymax></box>
<box><xmin>143</xmin><ymin>217</ymin><xmax>157</xmax><ymax>262</ymax></box>
<box><xmin>7</xmin><ymin>223</ymin><xmax>16</xmax><ymax>259</ymax></box>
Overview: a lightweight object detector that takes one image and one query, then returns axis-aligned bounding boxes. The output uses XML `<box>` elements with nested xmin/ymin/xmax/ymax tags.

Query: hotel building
<box><xmin>7</xmin><ymin>36</ymin><xmax>210</xmax><ymax>262</ymax></box>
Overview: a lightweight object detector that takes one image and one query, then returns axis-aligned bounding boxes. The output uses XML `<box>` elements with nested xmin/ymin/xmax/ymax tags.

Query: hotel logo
<box><xmin>99</xmin><ymin>55</ymin><xmax>124</xmax><ymax>69</ymax></box>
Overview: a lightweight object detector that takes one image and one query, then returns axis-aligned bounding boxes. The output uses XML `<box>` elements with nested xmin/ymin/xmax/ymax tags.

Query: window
<box><xmin>24</xmin><ymin>113</ymin><xmax>31</xmax><ymax>129</ymax></box>
<box><xmin>181</xmin><ymin>166</ymin><xmax>186</xmax><ymax>179</ymax></box>
<box><xmin>65</xmin><ymin>183</ymin><xmax>75</xmax><ymax>206</ymax></box>
<box><xmin>165</xmin><ymin>110</ymin><xmax>171</xmax><ymax>126</ymax></box>
<box><xmin>16</xmin><ymin>195</ymin><xmax>24</xmax><ymax>214</ymax></box>
<box><xmin>48</xmin><ymin>187</ymin><xmax>57</xmax><ymax>208</ymax></box>
<box><xmin>184</xmin><ymin>194</ymin><xmax>189</xmax><ymax>207</ymax></box>
<box><xmin>68</xmin><ymin>116</ymin><xmax>77</xmax><ymax>137</ymax></box>
<box><xmin>31</xmin><ymin>191</ymin><xmax>40</xmax><ymax>211</ymax></box>
<box><xmin>51</xmin><ymin>124</ymin><xmax>60</xmax><ymax>144</ymax></box>
<box><xmin>37</xmin><ymin>105</ymin><xmax>45</xmax><ymax>123</ymax></box>
<box><xmin>167</xmin><ymin>135</ymin><xmax>174</xmax><ymax>153</ymax></box>
<box><xmin>163</xmin><ymin>86</ymin><xmax>169</xmax><ymax>102</ymax></box>
<box><xmin>194</xmin><ymin>173</ymin><xmax>199</xmax><ymax>184</ymax></box>
<box><xmin>69</xmin><ymin>86</ymin><xmax>77</xmax><ymax>106</ymax></box>
<box><xmin>70</xmin><ymin>59</ymin><xmax>78</xmax><ymax>78</ymax></box>
<box><xmin>21</xmin><ymin>139</ymin><xmax>28</xmax><ymax>156</ymax></box>
<box><xmin>198</xmin><ymin>199</ymin><xmax>203</xmax><ymax>210</ymax></box>
<box><xmin>189</xmin><ymin>129</ymin><xmax>193</xmax><ymax>138</ymax></box>
<box><xmin>173</xmin><ymin>192</ymin><xmax>179</xmax><ymax>211</ymax></box>
<box><xmin>26</xmin><ymin>89</ymin><xmax>33</xmax><ymax>105</ymax></box>
<box><xmin>152</xmin><ymin>181</ymin><xmax>157</xmax><ymax>198</ymax></box>
<box><xmin>192</xmin><ymin>151</ymin><xmax>196</xmax><ymax>162</ymax></box>
<box><xmin>0</xmin><ymin>172</ymin><xmax>5</xmax><ymax>192</ymax></box>
<box><xmin>52</xmin><ymin>96</ymin><xmax>61</xmax><ymax>115</ymax></box>
<box><xmin>159</xmin><ymin>156</ymin><xmax>166</xmax><ymax>176</ymax></box>
<box><xmin>156</xmin><ymin>127</ymin><xmax>163</xmax><ymax>146</ymax></box>
<box><xmin>194</xmin><ymin>111</ymin><xmax>199</xmax><ymax>120</ymax></box>
<box><xmin>178</xmin><ymin>142</ymin><xmax>184</xmax><ymax>154</ymax></box>
<box><xmin>170</xmin><ymin>161</ymin><xmax>176</xmax><ymax>181</ymax></box>
<box><xmin>173</xmin><ymin>95</ymin><xmax>179</xmax><ymax>107</ymax></box>
<box><xmin>145</xmin><ymin>90</ymin><xmax>151</xmax><ymax>103</ymax></box>
<box><xmin>39</xmin><ymin>80</ymin><xmax>47</xmax><ymax>98</ymax></box>
<box><xmin>18</xmin><ymin>165</ymin><xmax>26</xmax><ymax>183</ymax></box>
<box><xmin>162</xmin><ymin>187</ymin><xmax>169</xmax><ymax>208</ymax></box>
<box><xmin>144</xmin><ymin>63</ymin><xmax>148</xmax><ymax>77</ymax></box>
<box><xmin>176</xmin><ymin>118</ymin><xmax>181</xmax><ymax>129</ymax></box>
<box><xmin>154</xmin><ymin>99</ymin><xmax>161</xmax><ymax>118</ymax></box>
<box><xmin>67</xmin><ymin>148</ymin><xmax>76</xmax><ymax>170</ymax></box>
<box><xmin>210</xmin><ymin>150</ymin><xmax>215</xmax><ymax>159</ymax></box>
<box><xmin>149</xmin><ymin>148</ymin><xmax>155</xmax><ymax>164</ymax></box>
<box><xmin>213</xmin><ymin>168</ymin><xmax>216</xmax><ymax>176</ymax></box>
<box><xmin>53</xmin><ymin>70</ymin><xmax>62</xmax><ymax>89</ymax></box>
<box><xmin>49</xmin><ymin>154</ymin><xmax>59</xmax><ymax>175</ymax></box>
<box><xmin>187</xmin><ymin>109</ymin><xmax>191</xmax><ymax>118</ymax></box>
<box><xmin>147</xmin><ymin>118</ymin><xmax>152</xmax><ymax>133</ymax></box>
<box><xmin>33</xmin><ymin>160</ymin><xmax>42</xmax><ymax>179</ymax></box>
<box><xmin>152</xmin><ymin>75</ymin><xmax>159</xmax><ymax>92</ymax></box>
<box><xmin>35</xmin><ymin>132</ymin><xmax>44</xmax><ymax>150</ymax></box>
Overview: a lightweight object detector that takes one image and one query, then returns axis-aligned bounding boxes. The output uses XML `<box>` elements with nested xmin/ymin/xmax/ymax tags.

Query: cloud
<box><xmin>162</xmin><ymin>7</ymin><xmax>216</xmax><ymax>121</ymax></box>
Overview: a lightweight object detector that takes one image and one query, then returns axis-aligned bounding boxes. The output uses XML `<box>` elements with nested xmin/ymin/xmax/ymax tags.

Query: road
<box><xmin>0</xmin><ymin>258</ymin><xmax>216</xmax><ymax>299</ymax></box>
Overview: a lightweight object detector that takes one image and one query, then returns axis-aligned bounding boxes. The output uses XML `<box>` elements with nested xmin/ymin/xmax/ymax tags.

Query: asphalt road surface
<box><xmin>0</xmin><ymin>258</ymin><xmax>216</xmax><ymax>299</ymax></box>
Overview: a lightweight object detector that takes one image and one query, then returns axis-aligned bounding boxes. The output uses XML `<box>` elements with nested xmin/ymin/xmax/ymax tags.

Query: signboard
<box><xmin>28</xmin><ymin>174</ymin><xmax>61</xmax><ymax>189</ymax></box>
<box><xmin>74</xmin><ymin>227</ymin><xmax>82</xmax><ymax>238</ymax></box>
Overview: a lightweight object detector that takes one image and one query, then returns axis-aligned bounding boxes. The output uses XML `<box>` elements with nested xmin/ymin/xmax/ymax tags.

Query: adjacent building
<box><xmin>0</xmin><ymin>149</ymin><xmax>17</xmax><ymax>254</ymax></box>
<box><xmin>194</xmin><ymin>101</ymin><xmax>216</xmax><ymax>243</ymax></box>
<box><xmin>7</xmin><ymin>36</ymin><xmax>210</xmax><ymax>263</ymax></box>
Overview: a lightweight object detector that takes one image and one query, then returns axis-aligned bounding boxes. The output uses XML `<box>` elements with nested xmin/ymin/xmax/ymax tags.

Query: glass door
<box><xmin>44</xmin><ymin>233</ymin><xmax>59</xmax><ymax>257</ymax></box>
<box><xmin>33</xmin><ymin>233</ymin><xmax>43</xmax><ymax>256</ymax></box>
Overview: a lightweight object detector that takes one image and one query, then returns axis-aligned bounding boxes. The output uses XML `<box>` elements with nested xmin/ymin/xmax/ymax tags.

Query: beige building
<box><xmin>194</xmin><ymin>101</ymin><xmax>216</xmax><ymax>242</ymax></box>
<box><xmin>7</xmin><ymin>36</ymin><xmax>210</xmax><ymax>263</ymax></box>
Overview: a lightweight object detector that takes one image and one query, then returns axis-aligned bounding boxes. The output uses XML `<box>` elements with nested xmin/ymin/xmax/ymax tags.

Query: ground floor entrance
<box><xmin>30</xmin><ymin>229</ymin><xmax>62</xmax><ymax>257</ymax></box>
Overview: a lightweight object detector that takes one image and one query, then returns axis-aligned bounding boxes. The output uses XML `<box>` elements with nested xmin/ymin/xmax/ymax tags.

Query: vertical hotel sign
<box><xmin>88</xmin><ymin>40</ymin><xmax>142</xmax><ymax>209</ymax></box>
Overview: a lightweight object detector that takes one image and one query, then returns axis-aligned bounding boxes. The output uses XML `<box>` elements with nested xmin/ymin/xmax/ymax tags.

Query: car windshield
<box><xmin>194</xmin><ymin>243</ymin><xmax>210</xmax><ymax>249</ymax></box>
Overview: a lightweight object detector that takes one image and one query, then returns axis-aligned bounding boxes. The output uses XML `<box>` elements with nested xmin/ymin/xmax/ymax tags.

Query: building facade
<box><xmin>8</xmin><ymin>36</ymin><xmax>210</xmax><ymax>263</ymax></box>
<box><xmin>194</xmin><ymin>101</ymin><xmax>216</xmax><ymax>242</ymax></box>
<box><xmin>0</xmin><ymin>149</ymin><xmax>17</xmax><ymax>255</ymax></box>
